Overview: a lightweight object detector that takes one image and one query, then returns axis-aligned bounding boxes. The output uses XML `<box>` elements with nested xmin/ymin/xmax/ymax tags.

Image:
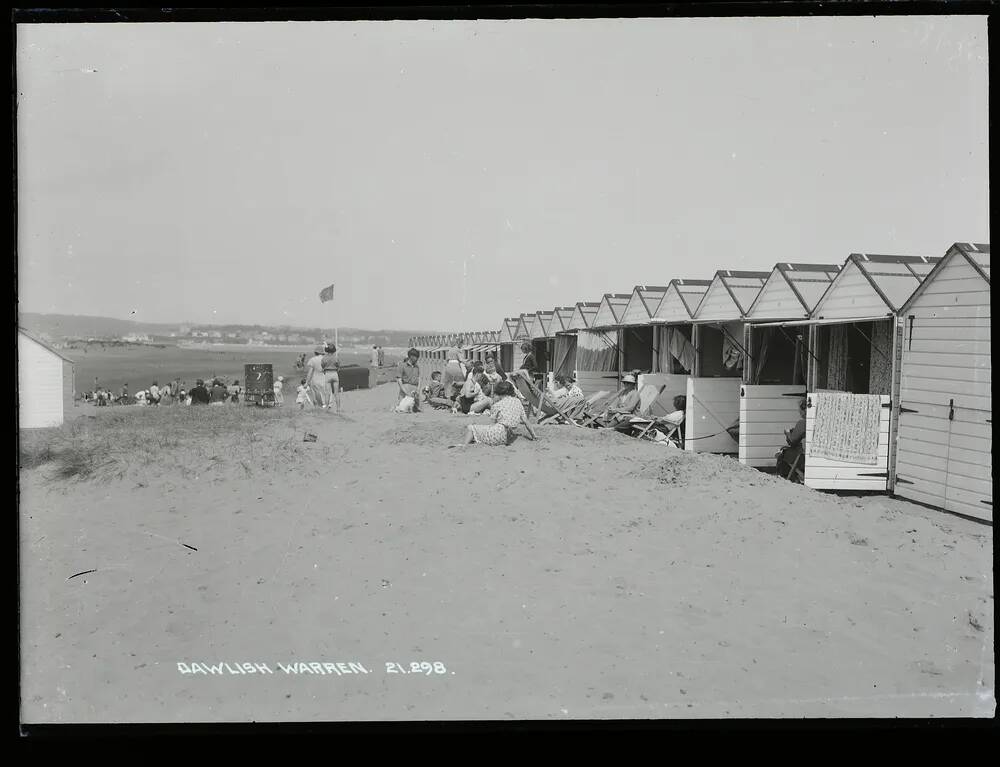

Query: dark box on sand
<box><xmin>244</xmin><ymin>364</ymin><xmax>274</xmax><ymax>400</ymax></box>
<box><xmin>338</xmin><ymin>365</ymin><xmax>370</xmax><ymax>392</ymax></box>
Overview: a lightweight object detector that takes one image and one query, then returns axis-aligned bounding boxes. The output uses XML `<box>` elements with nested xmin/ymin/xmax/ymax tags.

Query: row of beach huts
<box><xmin>410</xmin><ymin>242</ymin><xmax>991</xmax><ymax>524</ymax></box>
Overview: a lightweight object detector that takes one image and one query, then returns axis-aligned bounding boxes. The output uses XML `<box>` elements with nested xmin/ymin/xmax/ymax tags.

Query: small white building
<box><xmin>893</xmin><ymin>243</ymin><xmax>991</xmax><ymax>522</ymax></box>
<box><xmin>18</xmin><ymin>328</ymin><xmax>76</xmax><ymax>429</ymax></box>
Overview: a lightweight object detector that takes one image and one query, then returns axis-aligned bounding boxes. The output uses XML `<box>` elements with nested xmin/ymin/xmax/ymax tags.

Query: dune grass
<box><xmin>18</xmin><ymin>404</ymin><xmax>327</xmax><ymax>483</ymax></box>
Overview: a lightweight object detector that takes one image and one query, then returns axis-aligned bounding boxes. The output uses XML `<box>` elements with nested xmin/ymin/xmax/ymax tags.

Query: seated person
<box><xmin>775</xmin><ymin>398</ymin><xmax>807</xmax><ymax>480</ymax></box>
<box><xmin>189</xmin><ymin>379</ymin><xmax>211</xmax><ymax>405</ymax></box>
<box><xmin>210</xmin><ymin>379</ymin><xmax>230</xmax><ymax>404</ymax></box>
<box><xmin>595</xmin><ymin>374</ymin><xmax>641</xmax><ymax>425</ymax></box>
<box><xmin>468</xmin><ymin>372</ymin><xmax>496</xmax><ymax>414</ymax></box>
<box><xmin>423</xmin><ymin>371</ymin><xmax>454</xmax><ymax>410</ymax></box>
<box><xmin>547</xmin><ymin>374</ymin><xmax>572</xmax><ymax>400</ymax></box>
<box><xmin>456</xmin><ymin>364</ymin><xmax>487</xmax><ymax>414</ymax></box>
<box><xmin>481</xmin><ymin>360</ymin><xmax>503</xmax><ymax>397</ymax></box>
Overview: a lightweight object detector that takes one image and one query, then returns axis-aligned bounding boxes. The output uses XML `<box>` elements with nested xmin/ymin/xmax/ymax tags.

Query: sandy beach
<box><xmin>18</xmin><ymin>381</ymin><xmax>994</xmax><ymax>721</ymax></box>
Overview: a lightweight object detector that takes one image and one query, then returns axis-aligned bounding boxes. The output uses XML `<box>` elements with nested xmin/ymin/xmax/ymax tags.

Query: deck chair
<box><xmin>786</xmin><ymin>453</ymin><xmax>804</xmax><ymax>483</ymax></box>
<box><xmin>508</xmin><ymin>372</ymin><xmax>582</xmax><ymax>426</ymax></box>
<box><xmin>592</xmin><ymin>384</ymin><xmax>662</xmax><ymax>429</ymax></box>
<box><xmin>632</xmin><ymin>413</ymin><xmax>684</xmax><ymax>447</ymax></box>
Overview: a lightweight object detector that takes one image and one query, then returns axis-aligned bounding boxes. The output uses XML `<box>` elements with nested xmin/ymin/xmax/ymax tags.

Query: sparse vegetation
<box><xmin>18</xmin><ymin>405</ymin><xmax>326</xmax><ymax>483</ymax></box>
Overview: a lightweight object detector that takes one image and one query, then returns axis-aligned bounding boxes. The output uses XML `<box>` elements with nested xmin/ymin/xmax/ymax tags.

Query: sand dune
<box><xmin>19</xmin><ymin>382</ymin><xmax>994</xmax><ymax>721</ymax></box>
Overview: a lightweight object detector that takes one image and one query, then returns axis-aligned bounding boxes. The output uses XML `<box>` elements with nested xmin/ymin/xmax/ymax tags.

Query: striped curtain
<box><xmin>868</xmin><ymin>320</ymin><xmax>893</xmax><ymax>395</ymax></box>
<box><xmin>576</xmin><ymin>330</ymin><xmax>617</xmax><ymax>371</ymax></box>
<box><xmin>826</xmin><ymin>325</ymin><xmax>849</xmax><ymax>391</ymax></box>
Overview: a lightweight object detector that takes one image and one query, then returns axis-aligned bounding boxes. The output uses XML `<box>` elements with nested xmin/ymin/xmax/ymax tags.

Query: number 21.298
<box><xmin>385</xmin><ymin>662</ymin><xmax>448</xmax><ymax>675</ymax></box>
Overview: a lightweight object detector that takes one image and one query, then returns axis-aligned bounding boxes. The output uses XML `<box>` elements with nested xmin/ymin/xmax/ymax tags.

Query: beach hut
<box><xmin>576</xmin><ymin>294</ymin><xmax>630</xmax><ymax>396</ymax></box>
<box><xmin>527</xmin><ymin>311</ymin><xmax>556</xmax><ymax>378</ymax></box>
<box><xmin>684</xmin><ymin>271</ymin><xmax>770</xmax><ymax>453</ymax></box>
<box><xmin>796</xmin><ymin>253</ymin><xmax>940</xmax><ymax>492</ymax></box>
<box><xmin>549</xmin><ymin>307</ymin><xmax>577</xmax><ymax>379</ymax></box>
<box><xmin>498</xmin><ymin>317</ymin><xmax>523</xmax><ymax>372</ymax></box>
<box><xmin>618</xmin><ymin>286</ymin><xmax>669</xmax><ymax>378</ymax></box>
<box><xmin>511</xmin><ymin>314</ymin><xmax>533</xmax><ymax>371</ymax></box>
<box><xmin>560</xmin><ymin>302</ymin><xmax>600</xmax><ymax>388</ymax></box>
<box><xmin>640</xmin><ymin>279</ymin><xmax>712</xmax><ymax>410</ymax></box>
<box><xmin>18</xmin><ymin>327</ymin><xmax>76</xmax><ymax>429</ymax></box>
<box><xmin>738</xmin><ymin>262</ymin><xmax>843</xmax><ymax>469</ymax></box>
<box><xmin>892</xmin><ymin>243</ymin><xmax>991</xmax><ymax>522</ymax></box>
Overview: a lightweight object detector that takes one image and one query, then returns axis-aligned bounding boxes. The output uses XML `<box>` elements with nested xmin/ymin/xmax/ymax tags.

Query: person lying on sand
<box><xmin>448</xmin><ymin>381</ymin><xmax>536</xmax><ymax>447</ymax></box>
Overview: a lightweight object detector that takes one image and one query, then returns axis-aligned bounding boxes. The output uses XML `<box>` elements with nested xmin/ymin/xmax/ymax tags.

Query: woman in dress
<box><xmin>442</xmin><ymin>336</ymin><xmax>468</xmax><ymax>400</ymax></box>
<box><xmin>321</xmin><ymin>343</ymin><xmax>342</xmax><ymax>413</ymax></box>
<box><xmin>448</xmin><ymin>381</ymin><xmax>537</xmax><ymax>447</ymax></box>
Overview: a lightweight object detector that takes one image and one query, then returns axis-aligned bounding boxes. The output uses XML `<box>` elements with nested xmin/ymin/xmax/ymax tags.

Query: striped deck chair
<box><xmin>507</xmin><ymin>372</ymin><xmax>582</xmax><ymax>426</ymax></box>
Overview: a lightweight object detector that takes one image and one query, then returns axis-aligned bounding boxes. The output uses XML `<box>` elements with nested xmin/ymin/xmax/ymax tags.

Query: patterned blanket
<box><xmin>810</xmin><ymin>391</ymin><xmax>882</xmax><ymax>465</ymax></box>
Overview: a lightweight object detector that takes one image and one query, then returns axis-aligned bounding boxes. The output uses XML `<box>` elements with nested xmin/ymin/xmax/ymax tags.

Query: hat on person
<box><xmin>277</xmin><ymin>376</ymin><xmax>284</xmax><ymax>382</ymax></box>
<box><xmin>622</xmin><ymin>374</ymin><xmax>637</xmax><ymax>384</ymax></box>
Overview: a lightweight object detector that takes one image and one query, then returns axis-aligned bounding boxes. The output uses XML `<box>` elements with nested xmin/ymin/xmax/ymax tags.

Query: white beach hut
<box><xmin>800</xmin><ymin>253</ymin><xmax>940</xmax><ymax>492</ymax></box>
<box><xmin>18</xmin><ymin>327</ymin><xmax>76</xmax><ymax>429</ymax></box>
<box><xmin>618</xmin><ymin>285</ymin><xmax>669</xmax><ymax>379</ymax></box>
<box><xmin>892</xmin><ymin>243</ymin><xmax>991</xmax><ymax>522</ymax></box>
<box><xmin>548</xmin><ymin>307</ymin><xmax>577</xmax><ymax>379</ymax></box>
<box><xmin>738</xmin><ymin>262</ymin><xmax>843</xmax><ymax>468</ymax></box>
<box><xmin>575</xmin><ymin>293</ymin><xmax>631</xmax><ymax>395</ymax></box>
<box><xmin>685</xmin><ymin>270</ymin><xmax>769</xmax><ymax>453</ymax></box>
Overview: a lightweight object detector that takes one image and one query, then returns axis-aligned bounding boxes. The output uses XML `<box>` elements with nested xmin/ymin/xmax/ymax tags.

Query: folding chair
<box><xmin>508</xmin><ymin>372</ymin><xmax>582</xmax><ymax>426</ymax></box>
<box><xmin>633</xmin><ymin>415</ymin><xmax>684</xmax><ymax>447</ymax></box>
<box><xmin>786</xmin><ymin>453</ymin><xmax>804</xmax><ymax>483</ymax></box>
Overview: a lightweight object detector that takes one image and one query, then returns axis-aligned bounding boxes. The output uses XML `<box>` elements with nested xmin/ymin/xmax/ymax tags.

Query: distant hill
<box><xmin>18</xmin><ymin>313</ymin><xmax>441</xmax><ymax>346</ymax></box>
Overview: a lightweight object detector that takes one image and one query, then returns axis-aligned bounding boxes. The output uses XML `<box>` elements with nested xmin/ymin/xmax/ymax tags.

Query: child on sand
<box><xmin>423</xmin><ymin>371</ymin><xmax>453</xmax><ymax>410</ymax></box>
<box><xmin>296</xmin><ymin>378</ymin><xmax>312</xmax><ymax>409</ymax></box>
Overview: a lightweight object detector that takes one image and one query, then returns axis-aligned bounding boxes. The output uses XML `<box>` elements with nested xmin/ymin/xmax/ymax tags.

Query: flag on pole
<box><xmin>319</xmin><ymin>283</ymin><xmax>335</xmax><ymax>303</ymax></box>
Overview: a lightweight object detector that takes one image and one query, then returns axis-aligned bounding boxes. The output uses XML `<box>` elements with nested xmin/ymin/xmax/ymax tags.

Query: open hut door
<box><xmin>575</xmin><ymin>329</ymin><xmax>619</xmax><ymax>396</ymax></box>
<box><xmin>738</xmin><ymin>324</ymin><xmax>809</xmax><ymax>469</ymax></box>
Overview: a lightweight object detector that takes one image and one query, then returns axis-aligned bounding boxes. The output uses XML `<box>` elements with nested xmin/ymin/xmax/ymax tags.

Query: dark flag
<box><xmin>319</xmin><ymin>283</ymin><xmax>335</xmax><ymax>303</ymax></box>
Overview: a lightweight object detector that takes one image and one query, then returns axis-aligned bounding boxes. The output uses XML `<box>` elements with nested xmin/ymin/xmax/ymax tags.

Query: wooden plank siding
<box><xmin>804</xmin><ymin>393</ymin><xmax>892</xmax><ymax>491</ymax></box>
<box><xmin>739</xmin><ymin>384</ymin><xmax>806</xmax><ymax>468</ymax></box>
<box><xmin>892</xmin><ymin>247</ymin><xmax>991</xmax><ymax>521</ymax></box>
<box><xmin>685</xmin><ymin>377</ymin><xmax>742</xmax><ymax>454</ymax></box>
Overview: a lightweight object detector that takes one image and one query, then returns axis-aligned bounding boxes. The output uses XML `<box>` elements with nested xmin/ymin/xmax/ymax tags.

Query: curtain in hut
<box><xmin>576</xmin><ymin>330</ymin><xmax>617</xmax><ymax>371</ymax></box>
<box><xmin>826</xmin><ymin>325</ymin><xmax>849</xmax><ymax>391</ymax></box>
<box><xmin>752</xmin><ymin>328</ymin><xmax>771</xmax><ymax>384</ymax></box>
<box><xmin>868</xmin><ymin>320</ymin><xmax>893</xmax><ymax>395</ymax></box>
<box><xmin>553</xmin><ymin>334</ymin><xmax>577</xmax><ymax>378</ymax></box>
<box><xmin>656</xmin><ymin>326</ymin><xmax>695</xmax><ymax>373</ymax></box>
<box><xmin>655</xmin><ymin>327</ymin><xmax>672</xmax><ymax>372</ymax></box>
<box><xmin>721</xmin><ymin>321</ymin><xmax>744</xmax><ymax>370</ymax></box>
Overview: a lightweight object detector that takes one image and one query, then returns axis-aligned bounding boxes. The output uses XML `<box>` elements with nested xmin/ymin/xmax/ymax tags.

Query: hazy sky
<box><xmin>16</xmin><ymin>16</ymin><xmax>989</xmax><ymax>332</ymax></box>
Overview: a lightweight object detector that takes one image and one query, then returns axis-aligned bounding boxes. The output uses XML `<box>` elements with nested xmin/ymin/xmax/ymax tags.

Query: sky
<box><xmin>16</xmin><ymin>16</ymin><xmax>989</xmax><ymax>333</ymax></box>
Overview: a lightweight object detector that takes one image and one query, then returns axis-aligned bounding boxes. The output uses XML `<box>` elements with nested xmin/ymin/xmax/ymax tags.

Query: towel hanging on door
<box><xmin>810</xmin><ymin>391</ymin><xmax>882</xmax><ymax>465</ymax></box>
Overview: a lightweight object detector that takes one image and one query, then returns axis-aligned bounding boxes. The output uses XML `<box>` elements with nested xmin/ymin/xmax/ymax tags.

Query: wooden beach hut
<box><xmin>618</xmin><ymin>285</ymin><xmax>669</xmax><ymax>379</ymax></box>
<box><xmin>892</xmin><ymin>243</ymin><xmax>991</xmax><ymax>522</ymax></box>
<box><xmin>575</xmin><ymin>293</ymin><xmax>630</xmax><ymax>396</ymax></box>
<box><xmin>550</xmin><ymin>306</ymin><xmax>577</xmax><ymax>379</ymax></box>
<box><xmin>797</xmin><ymin>253</ymin><xmax>940</xmax><ymax>492</ymax></box>
<box><xmin>738</xmin><ymin>262</ymin><xmax>843</xmax><ymax>469</ymax></box>
<box><xmin>684</xmin><ymin>271</ymin><xmax>769</xmax><ymax>453</ymax></box>
<box><xmin>638</xmin><ymin>279</ymin><xmax>713</xmax><ymax>413</ymax></box>
<box><xmin>527</xmin><ymin>311</ymin><xmax>556</xmax><ymax>378</ymax></box>
<box><xmin>498</xmin><ymin>318</ymin><xmax>521</xmax><ymax>373</ymax></box>
<box><xmin>18</xmin><ymin>327</ymin><xmax>76</xmax><ymax>429</ymax></box>
<box><xmin>560</xmin><ymin>302</ymin><xmax>600</xmax><ymax>388</ymax></box>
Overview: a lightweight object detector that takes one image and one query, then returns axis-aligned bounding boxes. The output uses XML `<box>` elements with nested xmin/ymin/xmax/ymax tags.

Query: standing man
<box><xmin>396</xmin><ymin>348</ymin><xmax>422</xmax><ymax>412</ymax></box>
<box><xmin>149</xmin><ymin>381</ymin><xmax>161</xmax><ymax>405</ymax></box>
<box><xmin>377</xmin><ymin>346</ymin><xmax>384</xmax><ymax>368</ymax></box>
<box><xmin>371</xmin><ymin>345</ymin><xmax>379</xmax><ymax>369</ymax></box>
<box><xmin>304</xmin><ymin>346</ymin><xmax>330</xmax><ymax>409</ymax></box>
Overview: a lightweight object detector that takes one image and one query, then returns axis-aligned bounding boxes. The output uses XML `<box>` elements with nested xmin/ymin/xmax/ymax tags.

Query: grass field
<box><xmin>66</xmin><ymin>344</ymin><xmax>404</xmax><ymax>395</ymax></box>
